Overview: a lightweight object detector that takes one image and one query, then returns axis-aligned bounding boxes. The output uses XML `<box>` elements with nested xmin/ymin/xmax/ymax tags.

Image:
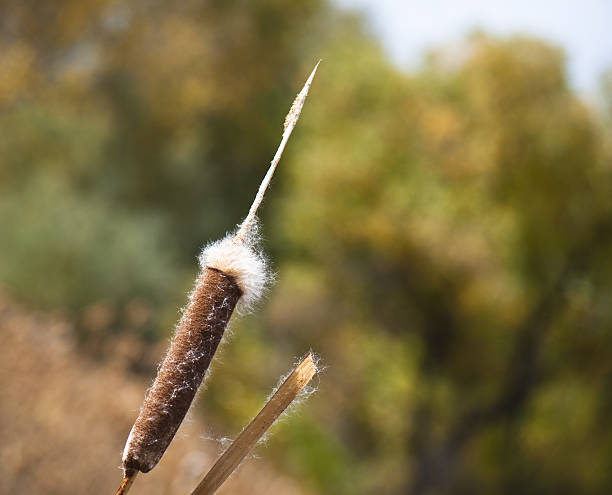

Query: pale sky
<box><xmin>334</xmin><ymin>0</ymin><xmax>612</xmax><ymax>95</ymax></box>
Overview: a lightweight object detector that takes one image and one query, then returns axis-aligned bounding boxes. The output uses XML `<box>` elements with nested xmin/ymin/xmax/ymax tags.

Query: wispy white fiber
<box><xmin>199</xmin><ymin>220</ymin><xmax>270</xmax><ymax>314</ymax></box>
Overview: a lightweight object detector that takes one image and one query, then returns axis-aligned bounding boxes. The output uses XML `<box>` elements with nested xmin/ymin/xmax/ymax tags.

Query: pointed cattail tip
<box><xmin>283</xmin><ymin>60</ymin><xmax>321</xmax><ymax>132</ymax></box>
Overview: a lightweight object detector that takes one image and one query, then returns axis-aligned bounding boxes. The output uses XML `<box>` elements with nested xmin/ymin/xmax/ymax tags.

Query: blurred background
<box><xmin>1</xmin><ymin>1</ymin><xmax>612</xmax><ymax>494</ymax></box>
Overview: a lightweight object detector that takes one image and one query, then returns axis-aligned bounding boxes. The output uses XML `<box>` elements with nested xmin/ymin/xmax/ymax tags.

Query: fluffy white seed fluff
<box><xmin>198</xmin><ymin>222</ymin><xmax>269</xmax><ymax>314</ymax></box>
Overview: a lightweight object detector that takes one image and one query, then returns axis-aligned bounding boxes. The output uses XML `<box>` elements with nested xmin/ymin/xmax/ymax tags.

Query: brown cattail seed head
<box><xmin>122</xmin><ymin>225</ymin><xmax>268</xmax><ymax>473</ymax></box>
<box><xmin>123</xmin><ymin>267</ymin><xmax>242</xmax><ymax>472</ymax></box>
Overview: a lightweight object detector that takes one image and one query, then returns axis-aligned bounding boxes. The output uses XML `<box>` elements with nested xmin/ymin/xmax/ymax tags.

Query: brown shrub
<box><xmin>0</xmin><ymin>293</ymin><xmax>307</xmax><ymax>495</ymax></box>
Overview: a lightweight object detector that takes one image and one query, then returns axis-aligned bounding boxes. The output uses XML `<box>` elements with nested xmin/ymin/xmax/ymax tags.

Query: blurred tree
<box><xmin>0</xmin><ymin>0</ymin><xmax>328</xmax><ymax>331</ymax></box>
<box><xmin>262</xmin><ymin>31</ymin><xmax>612</xmax><ymax>494</ymax></box>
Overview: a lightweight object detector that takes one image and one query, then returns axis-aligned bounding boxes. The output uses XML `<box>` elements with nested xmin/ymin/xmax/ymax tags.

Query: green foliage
<box><xmin>1</xmin><ymin>2</ymin><xmax>611</xmax><ymax>494</ymax></box>
<box><xmin>268</xmin><ymin>31</ymin><xmax>612</xmax><ymax>494</ymax></box>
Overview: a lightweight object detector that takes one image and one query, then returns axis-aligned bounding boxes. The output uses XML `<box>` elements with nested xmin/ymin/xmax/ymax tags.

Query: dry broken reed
<box><xmin>115</xmin><ymin>63</ymin><xmax>320</xmax><ymax>495</ymax></box>
<box><xmin>191</xmin><ymin>353</ymin><xmax>317</xmax><ymax>495</ymax></box>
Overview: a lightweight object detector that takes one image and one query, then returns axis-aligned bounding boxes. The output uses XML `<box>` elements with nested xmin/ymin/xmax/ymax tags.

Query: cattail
<box><xmin>118</xmin><ymin>62</ymin><xmax>320</xmax><ymax>486</ymax></box>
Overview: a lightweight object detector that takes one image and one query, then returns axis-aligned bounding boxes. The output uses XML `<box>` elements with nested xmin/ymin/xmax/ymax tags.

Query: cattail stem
<box><xmin>190</xmin><ymin>353</ymin><xmax>317</xmax><ymax>495</ymax></box>
<box><xmin>114</xmin><ymin>470</ymin><xmax>138</xmax><ymax>495</ymax></box>
<box><xmin>234</xmin><ymin>61</ymin><xmax>320</xmax><ymax>243</ymax></box>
